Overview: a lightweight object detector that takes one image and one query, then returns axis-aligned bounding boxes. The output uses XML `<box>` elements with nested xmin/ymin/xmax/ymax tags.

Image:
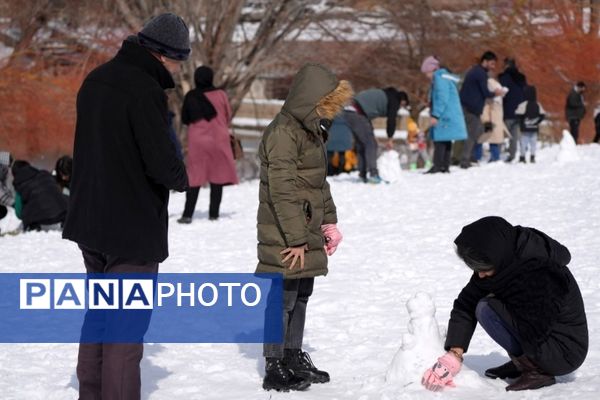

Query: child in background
<box><xmin>326</xmin><ymin>113</ymin><xmax>354</xmax><ymax>175</ymax></box>
<box><xmin>515</xmin><ymin>85</ymin><xmax>545</xmax><ymax>163</ymax></box>
<box><xmin>54</xmin><ymin>155</ymin><xmax>73</xmax><ymax>196</ymax></box>
<box><xmin>407</xmin><ymin>117</ymin><xmax>431</xmax><ymax>170</ymax></box>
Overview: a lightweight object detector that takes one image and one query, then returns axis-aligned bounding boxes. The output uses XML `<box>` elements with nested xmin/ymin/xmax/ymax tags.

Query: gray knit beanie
<box><xmin>138</xmin><ymin>13</ymin><xmax>191</xmax><ymax>61</ymax></box>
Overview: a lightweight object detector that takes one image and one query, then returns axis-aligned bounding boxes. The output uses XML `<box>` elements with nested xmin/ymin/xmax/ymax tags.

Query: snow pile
<box><xmin>386</xmin><ymin>292</ymin><xmax>444</xmax><ymax>385</ymax></box>
<box><xmin>377</xmin><ymin>150</ymin><xmax>403</xmax><ymax>183</ymax></box>
<box><xmin>556</xmin><ymin>130</ymin><xmax>580</xmax><ymax>164</ymax></box>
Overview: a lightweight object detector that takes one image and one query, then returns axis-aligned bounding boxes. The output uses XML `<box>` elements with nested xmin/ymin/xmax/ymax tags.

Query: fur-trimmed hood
<box><xmin>282</xmin><ymin>63</ymin><xmax>353</xmax><ymax>134</ymax></box>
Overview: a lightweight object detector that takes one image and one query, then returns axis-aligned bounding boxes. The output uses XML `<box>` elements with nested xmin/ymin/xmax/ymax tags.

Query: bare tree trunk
<box><xmin>591</xmin><ymin>0</ymin><xmax>600</xmax><ymax>36</ymax></box>
<box><xmin>5</xmin><ymin>0</ymin><xmax>52</xmax><ymax>68</ymax></box>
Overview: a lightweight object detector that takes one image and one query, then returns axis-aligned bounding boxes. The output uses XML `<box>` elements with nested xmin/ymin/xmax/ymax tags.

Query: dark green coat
<box><xmin>256</xmin><ymin>64</ymin><xmax>338</xmax><ymax>279</ymax></box>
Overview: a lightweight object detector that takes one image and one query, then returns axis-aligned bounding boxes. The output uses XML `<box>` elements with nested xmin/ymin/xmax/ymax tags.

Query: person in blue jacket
<box><xmin>326</xmin><ymin>112</ymin><xmax>353</xmax><ymax>175</ymax></box>
<box><xmin>459</xmin><ymin>51</ymin><xmax>504</xmax><ymax>168</ymax></box>
<box><xmin>421</xmin><ymin>56</ymin><xmax>467</xmax><ymax>173</ymax></box>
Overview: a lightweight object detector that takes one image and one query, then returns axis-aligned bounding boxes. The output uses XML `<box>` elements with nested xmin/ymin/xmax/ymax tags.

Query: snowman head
<box><xmin>407</xmin><ymin>292</ymin><xmax>435</xmax><ymax>318</ymax></box>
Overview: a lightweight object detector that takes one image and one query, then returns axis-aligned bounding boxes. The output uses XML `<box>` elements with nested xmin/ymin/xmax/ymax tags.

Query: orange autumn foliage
<box><xmin>0</xmin><ymin>67</ymin><xmax>82</xmax><ymax>163</ymax></box>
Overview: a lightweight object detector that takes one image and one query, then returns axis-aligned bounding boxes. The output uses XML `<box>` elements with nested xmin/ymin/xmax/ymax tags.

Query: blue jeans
<box><xmin>476</xmin><ymin>297</ymin><xmax>523</xmax><ymax>356</ymax></box>
<box><xmin>473</xmin><ymin>143</ymin><xmax>500</xmax><ymax>162</ymax></box>
<box><xmin>520</xmin><ymin>132</ymin><xmax>537</xmax><ymax>157</ymax></box>
<box><xmin>473</xmin><ymin>143</ymin><xmax>483</xmax><ymax>161</ymax></box>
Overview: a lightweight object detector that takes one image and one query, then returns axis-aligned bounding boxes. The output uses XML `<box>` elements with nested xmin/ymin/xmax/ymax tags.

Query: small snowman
<box><xmin>386</xmin><ymin>292</ymin><xmax>445</xmax><ymax>386</ymax></box>
<box><xmin>377</xmin><ymin>150</ymin><xmax>402</xmax><ymax>183</ymax></box>
<box><xmin>556</xmin><ymin>129</ymin><xmax>580</xmax><ymax>164</ymax></box>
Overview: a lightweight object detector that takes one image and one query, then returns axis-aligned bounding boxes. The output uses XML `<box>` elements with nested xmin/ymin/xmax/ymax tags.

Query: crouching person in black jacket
<box><xmin>422</xmin><ymin>216</ymin><xmax>588</xmax><ymax>392</ymax></box>
<box><xmin>12</xmin><ymin>160</ymin><xmax>68</xmax><ymax>231</ymax></box>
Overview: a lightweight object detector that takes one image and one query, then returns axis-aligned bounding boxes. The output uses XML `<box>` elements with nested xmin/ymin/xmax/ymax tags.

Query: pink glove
<box><xmin>421</xmin><ymin>352</ymin><xmax>462</xmax><ymax>392</ymax></box>
<box><xmin>321</xmin><ymin>224</ymin><xmax>342</xmax><ymax>256</ymax></box>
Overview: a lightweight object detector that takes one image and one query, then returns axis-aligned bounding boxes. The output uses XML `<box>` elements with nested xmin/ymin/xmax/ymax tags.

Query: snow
<box><xmin>2</xmin><ymin>143</ymin><xmax>600</xmax><ymax>399</ymax></box>
<box><xmin>231</xmin><ymin>117</ymin><xmax>274</xmax><ymax>131</ymax></box>
<box><xmin>556</xmin><ymin>130</ymin><xmax>580</xmax><ymax>164</ymax></box>
<box><xmin>377</xmin><ymin>150</ymin><xmax>403</xmax><ymax>183</ymax></box>
<box><xmin>242</xmin><ymin>98</ymin><xmax>285</xmax><ymax>106</ymax></box>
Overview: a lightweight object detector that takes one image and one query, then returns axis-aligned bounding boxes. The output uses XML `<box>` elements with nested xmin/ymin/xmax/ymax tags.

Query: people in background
<box><xmin>406</xmin><ymin>117</ymin><xmax>431</xmax><ymax>171</ymax></box>
<box><xmin>498</xmin><ymin>58</ymin><xmax>527</xmax><ymax>163</ymax></box>
<box><xmin>12</xmin><ymin>160</ymin><xmax>68</xmax><ymax>231</ymax></box>
<box><xmin>459</xmin><ymin>51</ymin><xmax>504</xmax><ymax>168</ymax></box>
<box><xmin>565</xmin><ymin>81</ymin><xmax>586</xmax><ymax>144</ymax></box>
<box><xmin>178</xmin><ymin>65</ymin><xmax>238</xmax><ymax>223</ymax></box>
<box><xmin>515</xmin><ymin>85</ymin><xmax>545</xmax><ymax>163</ymax></box>
<box><xmin>420</xmin><ymin>55</ymin><xmax>467</xmax><ymax>173</ymax></box>
<box><xmin>346</xmin><ymin>87</ymin><xmax>408</xmax><ymax>183</ymax></box>
<box><xmin>326</xmin><ymin>113</ymin><xmax>354</xmax><ymax>175</ymax></box>
<box><xmin>475</xmin><ymin>78</ymin><xmax>509</xmax><ymax>163</ymax></box>
<box><xmin>54</xmin><ymin>155</ymin><xmax>72</xmax><ymax>195</ymax></box>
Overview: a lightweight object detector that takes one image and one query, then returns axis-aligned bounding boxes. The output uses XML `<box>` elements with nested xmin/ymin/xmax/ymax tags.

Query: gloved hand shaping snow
<box><xmin>321</xmin><ymin>224</ymin><xmax>342</xmax><ymax>256</ymax></box>
<box><xmin>421</xmin><ymin>352</ymin><xmax>462</xmax><ymax>392</ymax></box>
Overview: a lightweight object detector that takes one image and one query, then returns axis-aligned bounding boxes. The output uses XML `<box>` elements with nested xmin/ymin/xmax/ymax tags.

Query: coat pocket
<box><xmin>303</xmin><ymin>200</ymin><xmax>312</xmax><ymax>223</ymax></box>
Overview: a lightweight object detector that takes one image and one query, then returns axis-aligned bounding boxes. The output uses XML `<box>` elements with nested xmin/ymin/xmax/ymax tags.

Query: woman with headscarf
<box><xmin>422</xmin><ymin>216</ymin><xmax>588</xmax><ymax>392</ymax></box>
<box><xmin>178</xmin><ymin>66</ymin><xmax>238</xmax><ymax>223</ymax></box>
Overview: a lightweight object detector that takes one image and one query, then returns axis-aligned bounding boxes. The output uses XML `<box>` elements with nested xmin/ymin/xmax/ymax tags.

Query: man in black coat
<box><xmin>62</xmin><ymin>13</ymin><xmax>190</xmax><ymax>400</ymax></box>
<box><xmin>422</xmin><ymin>217</ymin><xmax>588</xmax><ymax>392</ymax></box>
<box><xmin>565</xmin><ymin>82</ymin><xmax>587</xmax><ymax>144</ymax></box>
<box><xmin>498</xmin><ymin>58</ymin><xmax>527</xmax><ymax>162</ymax></box>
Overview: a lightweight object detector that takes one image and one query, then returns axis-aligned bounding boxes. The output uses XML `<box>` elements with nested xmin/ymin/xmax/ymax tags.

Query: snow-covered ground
<box><xmin>1</xmin><ymin>143</ymin><xmax>600</xmax><ymax>399</ymax></box>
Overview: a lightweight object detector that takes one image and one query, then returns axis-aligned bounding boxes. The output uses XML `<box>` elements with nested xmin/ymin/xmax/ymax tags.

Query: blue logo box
<box><xmin>0</xmin><ymin>273</ymin><xmax>283</xmax><ymax>343</ymax></box>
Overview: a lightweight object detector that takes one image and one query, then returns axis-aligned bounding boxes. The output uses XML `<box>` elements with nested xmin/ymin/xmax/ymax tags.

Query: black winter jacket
<box><xmin>459</xmin><ymin>64</ymin><xmax>495</xmax><ymax>116</ymax></box>
<box><xmin>498</xmin><ymin>67</ymin><xmax>527</xmax><ymax>119</ymax></box>
<box><xmin>63</xmin><ymin>38</ymin><xmax>188</xmax><ymax>263</ymax></box>
<box><xmin>565</xmin><ymin>88</ymin><xmax>586</xmax><ymax>120</ymax></box>
<box><xmin>12</xmin><ymin>164</ymin><xmax>68</xmax><ymax>229</ymax></box>
<box><xmin>446</xmin><ymin>217</ymin><xmax>588</xmax><ymax>376</ymax></box>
